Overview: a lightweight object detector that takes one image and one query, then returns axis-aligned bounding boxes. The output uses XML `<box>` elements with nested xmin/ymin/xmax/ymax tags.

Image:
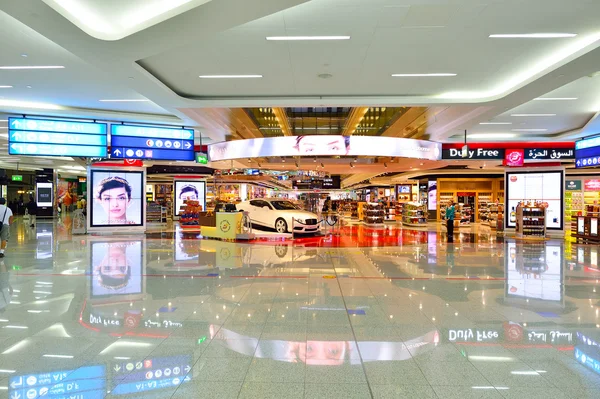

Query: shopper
<box><xmin>445</xmin><ymin>201</ymin><xmax>455</xmax><ymax>243</ymax></box>
<box><xmin>27</xmin><ymin>196</ymin><xmax>37</xmax><ymax>228</ymax></box>
<box><xmin>0</xmin><ymin>198</ymin><xmax>14</xmax><ymax>258</ymax></box>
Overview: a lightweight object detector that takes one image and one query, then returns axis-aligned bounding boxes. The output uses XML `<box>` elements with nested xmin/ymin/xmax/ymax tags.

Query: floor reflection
<box><xmin>1</xmin><ymin>220</ymin><xmax>600</xmax><ymax>397</ymax></box>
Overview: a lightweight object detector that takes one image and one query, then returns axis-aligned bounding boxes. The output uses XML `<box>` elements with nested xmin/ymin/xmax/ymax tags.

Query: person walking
<box><xmin>27</xmin><ymin>196</ymin><xmax>37</xmax><ymax>228</ymax></box>
<box><xmin>0</xmin><ymin>198</ymin><xmax>14</xmax><ymax>258</ymax></box>
<box><xmin>445</xmin><ymin>201</ymin><xmax>455</xmax><ymax>243</ymax></box>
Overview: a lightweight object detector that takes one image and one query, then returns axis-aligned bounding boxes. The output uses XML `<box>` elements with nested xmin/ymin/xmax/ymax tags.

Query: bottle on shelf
<box><xmin>510</xmin><ymin>207</ymin><xmax>516</xmax><ymax>223</ymax></box>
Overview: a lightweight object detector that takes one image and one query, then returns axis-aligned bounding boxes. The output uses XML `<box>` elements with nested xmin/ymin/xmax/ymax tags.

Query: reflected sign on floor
<box><xmin>9</xmin><ymin>365</ymin><xmax>106</xmax><ymax>399</ymax></box>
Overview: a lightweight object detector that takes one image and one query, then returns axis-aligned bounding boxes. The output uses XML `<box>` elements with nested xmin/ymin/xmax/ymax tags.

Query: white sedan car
<box><xmin>237</xmin><ymin>199</ymin><xmax>320</xmax><ymax>234</ymax></box>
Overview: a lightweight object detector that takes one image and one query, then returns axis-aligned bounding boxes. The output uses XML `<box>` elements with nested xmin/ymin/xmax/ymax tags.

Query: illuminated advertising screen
<box><xmin>174</xmin><ymin>181</ymin><xmax>206</xmax><ymax>215</ymax></box>
<box><xmin>91</xmin><ymin>241</ymin><xmax>143</xmax><ymax>298</ymax></box>
<box><xmin>90</xmin><ymin>170</ymin><xmax>144</xmax><ymax>227</ymax></box>
<box><xmin>208</xmin><ymin>135</ymin><xmax>441</xmax><ymax>161</ymax></box>
<box><xmin>427</xmin><ymin>181</ymin><xmax>437</xmax><ymax>211</ymax></box>
<box><xmin>506</xmin><ymin>171</ymin><xmax>563</xmax><ymax>229</ymax></box>
<box><xmin>36</xmin><ymin>182</ymin><xmax>53</xmax><ymax>207</ymax></box>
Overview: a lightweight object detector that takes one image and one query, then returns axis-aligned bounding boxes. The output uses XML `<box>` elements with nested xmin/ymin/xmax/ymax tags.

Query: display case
<box><xmin>458</xmin><ymin>204</ymin><xmax>472</xmax><ymax>227</ymax></box>
<box><xmin>364</xmin><ymin>202</ymin><xmax>385</xmax><ymax>226</ymax></box>
<box><xmin>402</xmin><ymin>202</ymin><xmax>427</xmax><ymax>227</ymax></box>
<box><xmin>516</xmin><ymin>203</ymin><xmax>547</xmax><ymax>240</ymax></box>
<box><xmin>179</xmin><ymin>200</ymin><xmax>202</xmax><ymax>229</ymax></box>
<box><xmin>565</xmin><ymin>190</ymin><xmax>584</xmax><ymax>242</ymax></box>
<box><xmin>147</xmin><ymin>203</ymin><xmax>167</xmax><ymax>223</ymax></box>
<box><xmin>384</xmin><ymin>201</ymin><xmax>397</xmax><ymax>222</ymax></box>
<box><xmin>395</xmin><ymin>203</ymin><xmax>404</xmax><ymax>221</ymax></box>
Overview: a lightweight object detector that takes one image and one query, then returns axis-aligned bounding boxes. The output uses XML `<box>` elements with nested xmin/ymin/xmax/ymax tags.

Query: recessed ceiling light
<box><xmin>26</xmin><ymin>85</ymin><xmax>32</xmax><ymax>89</ymax></box>
<box><xmin>0</xmin><ymin>86</ymin><xmax>12</xmax><ymax>89</ymax></box>
<box><xmin>479</xmin><ymin>122</ymin><xmax>512</xmax><ymax>125</ymax></box>
<box><xmin>512</xmin><ymin>128</ymin><xmax>548</xmax><ymax>132</ymax></box>
<box><xmin>468</xmin><ymin>133</ymin><xmax>516</xmax><ymax>139</ymax></box>
<box><xmin>489</xmin><ymin>33</ymin><xmax>577</xmax><ymax>38</ymax></box>
<box><xmin>199</xmin><ymin>75</ymin><xmax>263</xmax><ymax>79</ymax></box>
<box><xmin>0</xmin><ymin>99</ymin><xmax>62</xmax><ymax>110</ymax></box>
<box><xmin>99</xmin><ymin>99</ymin><xmax>149</xmax><ymax>102</ymax></box>
<box><xmin>392</xmin><ymin>73</ymin><xmax>456</xmax><ymax>77</ymax></box>
<box><xmin>266</xmin><ymin>36</ymin><xmax>350</xmax><ymax>41</ymax></box>
<box><xmin>0</xmin><ymin>66</ymin><xmax>65</xmax><ymax>70</ymax></box>
<box><xmin>510</xmin><ymin>113</ymin><xmax>556</xmax><ymax>117</ymax></box>
<box><xmin>533</xmin><ymin>97</ymin><xmax>577</xmax><ymax>101</ymax></box>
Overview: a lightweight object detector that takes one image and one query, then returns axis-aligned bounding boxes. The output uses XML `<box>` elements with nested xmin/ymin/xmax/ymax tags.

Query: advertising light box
<box><xmin>90</xmin><ymin>170</ymin><xmax>144</xmax><ymax>227</ymax></box>
<box><xmin>36</xmin><ymin>182</ymin><xmax>53</xmax><ymax>207</ymax></box>
<box><xmin>174</xmin><ymin>181</ymin><xmax>206</xmax><ymax>215</ymax></box>
<box><xmin>208</xmin><ymin>135</ymin><xmax>441</xmax><ymax>161</ymax></box>
<box><xmin>8</xmin><ymin>117</ymin><xmax>107</xmax><ymax>157</ymax></box>
<box><xmin>506</xmin><ymin>171</ymin><xmax>563</xmax><ymax>230</ymax></box>
<box><xmin>111</xmin><ymin>125</ymin><xmax>194</xmax><ymax>161</ymax></box>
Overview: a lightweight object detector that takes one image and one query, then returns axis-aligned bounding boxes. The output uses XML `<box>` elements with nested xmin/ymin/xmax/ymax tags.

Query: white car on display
<box><xmin>237</xmin><ymin>199</ymin><xmax>320</xmax><ymax>234</ymax></box>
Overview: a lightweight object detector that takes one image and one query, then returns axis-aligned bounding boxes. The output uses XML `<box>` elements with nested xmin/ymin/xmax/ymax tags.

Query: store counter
<box><xmin>201</xmin><ymin>212</ymin><xmax>255</xmax><ymax>240</ymax></box>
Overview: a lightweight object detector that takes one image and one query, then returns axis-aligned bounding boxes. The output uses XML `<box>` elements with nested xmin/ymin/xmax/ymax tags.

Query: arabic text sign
<box><xmin>208</xmin><ymin>135</ymin><xmax>442</xmax><ymax>161</ymax></box>
<box><xmin>8</xmin><ymin>117</ymin><xmax>108</xmax><ymax>157</ymax></box>
<box><xmin>9</xmin><ymin>365</ymin><xmax>106</xmax><ymax>399</ymax></box>
<box><xmin>110</xmin><ymin>125</ymin><xmax>194</xmax><ymax>161</ymax></box>
<box><xmin>525</xmin><ymin>148</ymin><xmax>574</xmax><ymax>161</ymax></box>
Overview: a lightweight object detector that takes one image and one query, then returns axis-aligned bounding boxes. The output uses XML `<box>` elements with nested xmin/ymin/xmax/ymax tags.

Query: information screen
<box><xmin>427</xmin><ymin>181</ymin><xmax>437</xmax><ymax>211</ymax></box>
<box><xmin>91</xmin><ymin>170</ymin><xmax>144</xmax><ymax>227</ymax></box>
<box><xmin>506</xmin><ymin>171</ymin><xmax>563</xmax><ymax>229</ymax></box>
<box><xmin>91</xmin><ymin>241</ymin><xmax>143</xmax><ymax>298</ymax></box>
<box><xmin>111</xmin><ymin>125</ymin><xmax>194</xmax><ymax>161</ymax></box>
<box><xmin>36</xmin><ymin>182</ymin><xmax>53</xmax><ymax>207</ymax></box>
<box><xmin>174</xmin><ymin>181</ymin><xmax>206</xmax><ymax>215</ymax></box>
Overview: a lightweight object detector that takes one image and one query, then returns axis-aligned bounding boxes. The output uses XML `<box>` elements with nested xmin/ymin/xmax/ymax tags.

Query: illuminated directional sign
<box><xmin>9</xmin><ymin>365</ymin><xmax>106</xmax><ymax>399</ymax></box>
<box><xmin>110</xmin><ymin>125</ymin><xmax>194</xmax><ymax>161</ymax></box>
<box><xmin>8</xmin><ymin>117</ymin><xmax>108</xmax><ymax>157</ymax></box>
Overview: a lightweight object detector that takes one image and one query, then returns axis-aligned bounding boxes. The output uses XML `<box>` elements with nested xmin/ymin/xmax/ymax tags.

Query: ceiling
<box><xmin>0</xmin><ymin>0</ymin><xmax>599</xmax><ymax>173</ymax></box>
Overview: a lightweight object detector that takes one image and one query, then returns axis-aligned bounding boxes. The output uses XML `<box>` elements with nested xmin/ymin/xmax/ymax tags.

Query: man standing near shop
<box><xmin>446</xmin><ymin>200</ymin><xmax>455</xmax><ymax>243</ymax></box>
<box><xmin>0</xmin><ymin>198</ymin><xmax>14</xmax><ymax>258</ymax></box>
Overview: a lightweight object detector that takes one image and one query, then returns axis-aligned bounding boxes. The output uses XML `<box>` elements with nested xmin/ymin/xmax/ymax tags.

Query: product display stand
<box><xmin>179</xmin><ymin>200</ymin><xmax>202</xmax><ymax>229</ymax></box>
<box><xmin>147</xmin><ymin>203</ymin><xmax>167</xmax><ymax>223</ymax></box>
<box><xmin>572</xmin><ymin>205</ymin><xmax>600</xmax><ymax>244</ymax></box>
<box><xmin>384</xmin><ymin>201</ymin><xmax>397</xmax><ymax>223</ymax></box>
<box><xmin>458</xmin><ymin>204</ymin><xmax>472</xmax><ymax>228</ymax></box>
<box><xmin>363</xmin><ymin>202</ymin><xmax>385</xmax><ymax>226</ymax></box>
<box><xmin>402</xmin><ymin>202</ymin><xmax>427</xmax><ymax>228</ymax></box>
<box><xmin>515</xmin><ymin>202</ymin><xmax>547</xmax><ymax>240</ymax></box>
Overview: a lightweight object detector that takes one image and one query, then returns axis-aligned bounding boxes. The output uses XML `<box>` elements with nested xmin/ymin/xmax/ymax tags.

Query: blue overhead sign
<box><xmin>576</xmin><ymin>137</ymin><xmax>600</xmax><ymax>168</ymax></box>
<box><xmin>8</xmin><ymin>117</ymin><xmax>107</xmax><ymax>157</ymax></box>
<box><xmin>110</xmin><ymin>125</ymin><xmax>194</xmax><ymax>161</ymax></box>
<box><xmin>9</xmin><ymin>365</ymin><xmax>106</xmax><ymax>399</ymax></box>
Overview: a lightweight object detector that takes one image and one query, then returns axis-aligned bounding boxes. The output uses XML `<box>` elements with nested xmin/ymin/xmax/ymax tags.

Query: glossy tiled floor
<box><xmin>1</xmin><ymin>218</ymin><xmax>600</xmax><ymax>398</ymax></box>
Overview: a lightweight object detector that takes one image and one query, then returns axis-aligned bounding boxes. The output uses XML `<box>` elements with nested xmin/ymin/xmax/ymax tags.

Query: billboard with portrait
<box><xmin>91</xmin><ymin>241</ymin><xmax>143</xmax><ymax>298</ymax></box>
<box><xmin>90</xmin><ymin>170</ymin><xmax>144</xmax><ymax>227</ymax></box>
<box><xmin>174</xmin><ymin>181</ymin><xmax>206</xmax><ymax>215</ymax></box>
<box><xmin>208</xmin><ymin>135</ymin><xmax>441</xmax><ymax>161</ymax></box>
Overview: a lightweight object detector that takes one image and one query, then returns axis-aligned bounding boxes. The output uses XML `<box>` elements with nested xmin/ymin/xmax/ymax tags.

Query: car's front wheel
<box><xmin>275</xmin><ymin>218</ymin><xmax>288</xmax><ymax>233</ymax></box>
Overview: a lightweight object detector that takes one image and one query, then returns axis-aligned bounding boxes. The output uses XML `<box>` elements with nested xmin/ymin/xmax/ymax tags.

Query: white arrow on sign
<box><xmin>184</xmin><ymin>142</ymin><xmax>192</xmax><ymax>149</ymax></box>
<box><xmin>113</xmin><ymin>149</ymin><xmax>122</xmax><ymax>156</ymax></box>
<box><xmin>10</xmin><ymin>144</ymin><xmax>20</xmax><ymax>151</ymax></box>
<box><xmin>10</xmin><ymin>120</ymin><xmax>21</xmax><ymax>129</ymax></box>
<box><xmin>184</xmin><ymin>365</ymin><xmax>191</xmax><ymax>373</ymax></box>
<box><xmin>10</xmin><ymin>377</ymin><xmax>23</xmax><ymax>389</ymax></box>
<box><xmin>11</xmin><ymin>132</ymin><xmax>21</xmax><ymax>140</ymax></box>
<box><xmin>10</xmin><ymin>392</ymin><xmax>20</xmax><ymax>399</ymax></box>
<box><xmin>114</xmin><ymin>365</ymin><xmax>121</xmax><ymax>372</ymax></box>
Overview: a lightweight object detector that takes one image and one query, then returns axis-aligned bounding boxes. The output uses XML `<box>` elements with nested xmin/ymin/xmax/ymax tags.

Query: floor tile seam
<box><xmin>327</xmin><ymin>254</ymin><xmax>375</xmax><ymax>399</ymax></box>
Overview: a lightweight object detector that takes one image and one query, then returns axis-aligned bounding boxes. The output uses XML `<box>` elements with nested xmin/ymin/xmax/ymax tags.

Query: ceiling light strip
<box><xmin>199</xmin><ymin>75</ymin><xmax>263</xmax><ymax>79</ymax></box>
<box><xmin>266</xmin><ymin>36</ymin><xmax>350</xmax><ymax>41</ymax></box>
<box><xmin>479</xmin><ymin>122</ymin><xmax>512</xmax><ymax>125</ymax></box>
<box><xmin>533</xmin><ymin>97</ymin><xmax>577</xmax><ymax>101</ymax></box>
<box><xmin>0</xmin><ymin>66</ymin><xmax>65</xmax><ymax>70</ymax></box>
<box><xmin>392</xmin><ymin>73</ymin><xmax>456</xmax><ymax>77</ymax></box>
<box><xmin>511</xmin><ymin>114</ymin><xmax>556</xmax><ymax>117</ymax></box>
<box><xmin>489</xmin><ymin>33</ymin><xmax>577</xmax><ymax>38</ymax></box>
<box><xmin>99</xmin><ymin>99</ymin><xmax>149</xmax><ymax>102</ymax></box>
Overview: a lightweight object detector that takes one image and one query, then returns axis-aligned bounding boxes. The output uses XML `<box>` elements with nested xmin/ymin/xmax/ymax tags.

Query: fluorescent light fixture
<box><xmin>479</xmin><ymin>122</ymin><xmax>512</xmax><ymax>125</ymax></box>
<box><xmin>0</xmin><ymin>66</ymin><xmax>65</xmax><ymax>69</ymax></box>
<box><xmin>0</xmin><ymin>86</ymin><xmax>12</xmax><ymax>88</ymax></box>
<box><xmin>199</xmin><ymin>75</ymin><xmax>262</xmax><ymax>79</ymax></box>
<box><xmin>534</xmin><ymin>97</ymin><xmax>577</xmax><ymax>101</ymax></box>
<box><xmin>266</xmin><ymin>36</ymin><xmax>350</xmax><ymax>41</ymax></box>
<box><xmin>43</xmin><ymin>354</ymin><xmax>74</xmax><ymax>359</ymax></box>
<box><xmin>468</xmin><ymin>355</ymin><xmax>514</xmax><ymax>362</ymax></box>
<box><xmin>490</xmin><ymin>33</ymin><xmax>577</xmax><ymax>38</ymax></box>
<box><xmin>392</xmin><ymin>73</ymin><xmax>456</xmax><ymax>77</ymax></box>
<box><xmin>0</xmin><ymin>319</ymin><xmax>8</xmax><ymax>322</ymax></box>
<box><xmin>0</xmin><ymin>99</ymin><xmax>62</xmax><ymax>110</ymax></box>
<box><xmin>472</xmin><ymin>386</ymin><xmax>510</xmax><ymax>390</ymax></box>
<box><xmin>512</xmin><ymin>128</ymin><xmax>548</xmax><ymax>132</ymax></box>
<box><xmin>511</xmin><ymin>371</ymin><xmax>541</xmax><ymax>375</ymax></box>
<box><xmin>99</xmin><ymin>99</ymin><xmax>149</xmax><ymax>102</ymax></box>
<box><xmin>468</xmin><ymin>133</ymin><xmax>516</xmax><ymax>139</ymax></box>
<box><xmin>511</xmin><ymin>114</ymin><xmax>556</xmax><ymax>117</ymax></box>
<box><xmin>114</xmin><ymin>357</ymin><xmax>131</xmax><ymax>360</ymax></box>
<box><xmin>3</xmin><ymin>325</ymin><xmax>28</xmax><ymax>329</ymax></box>
<box><xmin>0</xmin><ymin>370</ymin><xmax>15</xmax><ymax>373</ymax></box>
<box><xmin>35</xmin><ymin>281</ymin><xmax>53</xmax><ymax>285</ymax></box>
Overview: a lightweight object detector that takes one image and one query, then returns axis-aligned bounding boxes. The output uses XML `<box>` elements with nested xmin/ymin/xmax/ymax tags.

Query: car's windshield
<box><xmin>270</xmin><ymin>201</ymin><xmax>297</xmax><ymax>210</ymax></box>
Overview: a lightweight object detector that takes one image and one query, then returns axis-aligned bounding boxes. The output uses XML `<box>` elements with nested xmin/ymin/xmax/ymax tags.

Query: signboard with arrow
<box><xmin>110</xmin><ymin>125</ymin><xmax>195</xmax><ymax>161</ymax></box>
<box><xmin>8</xmin><ymin>117</ymin><xmax>108</xmax><ymax>157</ymax></box>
